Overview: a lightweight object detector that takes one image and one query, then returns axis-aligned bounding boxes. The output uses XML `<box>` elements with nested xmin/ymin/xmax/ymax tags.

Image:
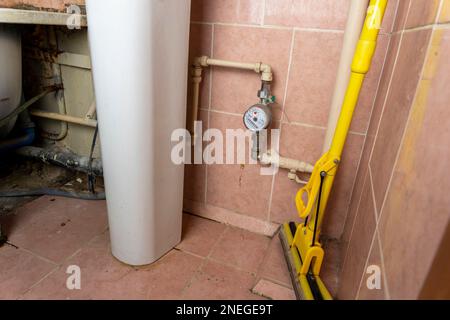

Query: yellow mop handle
<box><xmin>329</xmin><ymin>0</ymin><xmax>388</xmax><ymax>158</ymax></box>
<box><xmin>296</xmin><ymin>0</ymin><xmax>388</xmax><ymax>234</ymax></box>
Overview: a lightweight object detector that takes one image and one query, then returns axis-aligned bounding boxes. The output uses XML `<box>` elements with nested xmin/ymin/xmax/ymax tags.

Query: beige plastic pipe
<box><xmin>322</xmin><ymin>0</ymin><xmax>370</xmax><ymax>152</ymax></box>
<box><xmin>259</xmin><ymin>150</ymin><xmax>314</xmax><ymax>174</ymax></box>
<box><xmin>30</xmin><ymin>110</ymin><xmax>98</xmax><ymax>128</ymax></box>
<box><xmin>85</xmin><ymin>101</ymin><xmax>97</xmax><ymax>120</ymax></box>
<box><xmin>190</xmin><ymin>56</ymin><xmax>273</xmax><ymax>134</ymax></box>
<box><xmin>194</xmin><ymin>56</ymin><xmax>273</xmax><ymax>81</ymax></box>
<box><xmin>190</xmin><ymin>66</ymin><xmax>202</xmax><ymax>134</ymax></box>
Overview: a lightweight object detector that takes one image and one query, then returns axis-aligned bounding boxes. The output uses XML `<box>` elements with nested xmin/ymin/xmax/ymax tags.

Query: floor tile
<box><xmin>4</xmin><ymin>196</ymin><xmax>108</xmax><ymax>264</ymax></box>
<box><xmin>182</xmin><ymin>260</ymin><xmax>264</xmax><ymax>300</ymax></box>
<box><xmin>252</xmin><ymin>279</ymin><xmax>295</xmax><ymax>300</ymax></box>
<box><xmin>21</xmin><ymin>232</ymin><xmax>132</xmax><ymax>300</ymax></box>
<box><xmin>258</xmin><ymin>235</ymin><xmax>292</xmax><ymax>287</ymax></box>
<box><xmin>176</xmin><ymin>214</ymin><xmax>226</xmax><ymax>257</ymax></box>
<box><xmin>210</xmin><ymin>227</ymin><xmax>270</xmax><ymax>274</ymax></box>
<box><xmin>0</xmin><ymin>246</ymin><xmax>56</xmax><ymax>300</ymax></box>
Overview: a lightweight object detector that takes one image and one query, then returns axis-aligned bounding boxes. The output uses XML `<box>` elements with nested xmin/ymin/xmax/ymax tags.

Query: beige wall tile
<box><xmin>439</xmin><ymin>0</ymin><xmax>450</xmax><ymax>23</ymax></box>
<box><xmin>405</xmin><ymin>0</ymin><xmax>440</xmax><ymax>28</ymax></box>
<box><xmin>284</xmin><ymin>31</ymin><xmax>343</xmax><ymax>127</ymax></box>
<box><xmin>357</xmin><ymin>231</ymin><xmax>386</xmax><ymax>300</ymax></box>
<box><xmin>205</xmin><ymin>112</ymin><xmax>273</xmax><ymax>219</ymax></box>
<box><xmin>264</xmin><ymin>0</ymin><xmax>350</xmax><ymax>30</ymax></box>
<box><xmin>337</xmin><ymin>173</ymin><xmax>376</xmax><ymax>300</ymax></box>
<box><xmin>191</xmin><ymin>0</ymin><xmax>264</xmax><ymax>25</ymax></box>
<box><xmin>370</xmin><ymin>29</ymin><xmax>431</xmax><ymax>212</ymax></box>
<box><xmin>324</xmin><ymin>133</ymin><xmax>365</xmax><ymax>238</ymax></box>
<box><xmin>379</xmin><ymin>28</ymin><xmax>450</xmax><ymax>299</ymax></box>
<box><xmin>212</xmin><ymin>25</ymin><xmax>292</xmax><ymax>118</ymax></box>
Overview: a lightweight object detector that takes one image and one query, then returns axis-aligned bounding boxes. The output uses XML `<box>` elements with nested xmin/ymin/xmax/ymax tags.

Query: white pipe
<box><xmin>322</xmin><ymin>0</ymin><xmax>370</xmax><ymax>152</ymax></box>
<box><xmin>259</xmin><ymin>150</ymin><xmax>314</xmax><ymax>174</ymax></box>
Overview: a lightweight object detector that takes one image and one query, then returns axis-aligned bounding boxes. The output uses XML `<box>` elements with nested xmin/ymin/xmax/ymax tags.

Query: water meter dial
<box><xmin>243</xmin><ymin>104</ymin><xmax>272</xmax><ymax>132</ymax></box>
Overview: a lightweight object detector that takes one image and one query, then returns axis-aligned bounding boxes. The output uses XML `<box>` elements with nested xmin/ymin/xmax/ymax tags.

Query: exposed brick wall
<box><xmin>0</xmin><ymin>0</ymin><xmax>85</xmax><ymax>12</ymax></box>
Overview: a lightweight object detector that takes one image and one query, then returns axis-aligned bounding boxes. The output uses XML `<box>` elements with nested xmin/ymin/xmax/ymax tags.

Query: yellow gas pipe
<box><xmin>290</xmin><ymin>0</ymin><xmax>388</xmax><ymax>294</ymax></box>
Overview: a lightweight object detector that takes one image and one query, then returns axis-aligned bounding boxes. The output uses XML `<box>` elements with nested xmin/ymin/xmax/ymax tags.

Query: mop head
<box><xmin>279</xmin><ymin>222</ymin><xmax>332</xmax><ymax>300</ymax></box>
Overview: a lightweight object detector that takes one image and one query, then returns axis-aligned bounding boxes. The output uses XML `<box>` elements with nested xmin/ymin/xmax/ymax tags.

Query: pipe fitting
<box><xmin>192</xmin><ymin>66</ymin><xmax>203</xmax><ymax>83</ymax></box>
<box><xmin>194</xmin><ymin>56</ymin><xmax>209</xmax><ymax>68</ymax></box>
<box><xmin>259</xmin><ymin>150</ymin><xmax>314</xmax><ymax>174</ymax></box>
<box><xmin>259</xmin><ymin>63</ymin><xmax>273</xmax><ymax>82</ymax></box>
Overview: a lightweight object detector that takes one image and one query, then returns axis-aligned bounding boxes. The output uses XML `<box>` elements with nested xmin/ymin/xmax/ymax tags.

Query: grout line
<box><xmin>291</xmin><ymin>27</ymin><xmax>344</xmax><ymax>34</ymax></box>
<box><xmin>348</xmin><ymin>130</ymin><xmax>366</xmax><ymax>137</ymax></box>
<box><xmin>257</xmin><ymin>276</ymin><xmax>294</xmax><ymax>291</ymax></box>
<box><xmin>339</xmin><ymin>171</ymin><xmax>368</xmax><ymax>280</ymax></box>
<box><xmin>261</xmin><ymin>0</ymin><xmax>266</xmax><ymax>26</ymax></box>
<box><xmin>250</xmin><ymin>234</ymin><xmax>275</xmax><ymax>289</ymax></box>
<box><xmin>436</xmin><ymin>0</ymin><xmax>445</xmax><ymax>25</ymax></box>
<box><xmin>352</xmin><ymin>154</ymin><xmax>381</xmax><ymax>300</ymax></box>
<box><xmin>393</xmin><ymin>24</ymin><xmax>434</xmax><ymax>34</ymax></box>
<box><xmin>281</xmin><ymin>121</ymin><xmax>327</xmax><ymax>131</ymax></box>
<box><xmin>281</xmin><ymin>30</ymin><xmax>297</xmax><ymax>124</ymax></box>
<box><xmin>18</xmin><ymin>247</ymin><xmax>59</xmax><ymax>267</ymax></box>
<box><xmin>173</xmin><ymin>247</ymin><xmax>205</xmax><ymax>260</ymax></box>
<box><xmin>191</xmin><ymin>20</ymin><xmax>345</xmax><ymax>33</ymax></box>
<box><xmin>209</xmin><ymin>108</ymin><xmax>245</xmax><ymax>117</ymax></box>
<box><xmin>179</xmin><ymin>225</ymin><xmax>229</xmax><ymax>298</ymax></box>
<box><xmin>377</xmin><ymin>226</ymin><xmax>390</xmax><ymax>299</ymax></box>
<box><xmin>435</xmin><ymin>22</ymin><xmax>450</xmax><ymax>29</ymax></box>
<box><xmin>18</xmin><ymin>264</ymin><xmax>60</xmax><ymax>299</ymax></box>
<box><xmin>354</xmin><ymin>226</ymin><xmax>378</xmax><ymax>300</ymax></box>
<box><xmin>369</xmin><ymin>167</ymin><xmax>379</xmax><ymax>219</ymax></box>
<box><xmin>203</xmin><ymin>23</ymin><xmax>215</xmax><ymax>205</ymax></box>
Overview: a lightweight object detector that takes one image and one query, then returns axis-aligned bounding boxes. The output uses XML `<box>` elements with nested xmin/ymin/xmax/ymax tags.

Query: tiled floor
<box><xmin>0</xmin><ymin>196</ymin><xmax>298</xmax><ymax>300</ymax></box>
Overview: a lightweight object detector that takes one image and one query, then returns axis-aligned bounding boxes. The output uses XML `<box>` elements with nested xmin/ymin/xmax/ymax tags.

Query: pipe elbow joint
<box><xmin>194</xmin><ymin>56</ymin><xmax>209</xmax><ymax>68</ymax></box>
<box><xmin>259</xmin><ymin>63</ymin><xmax>273</xmax><ymax>82</ymax></box>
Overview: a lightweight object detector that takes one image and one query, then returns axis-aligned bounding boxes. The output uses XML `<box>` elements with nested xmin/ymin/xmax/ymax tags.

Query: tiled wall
<box><xmin>339</xmin><ymin>0</ymin><xmax>450</xmax><ymax>300</ymax></box>
<box><xmin>184</xmin><ymin>0</ymin><xmax>398</xmax><ymax>239</ymax></box>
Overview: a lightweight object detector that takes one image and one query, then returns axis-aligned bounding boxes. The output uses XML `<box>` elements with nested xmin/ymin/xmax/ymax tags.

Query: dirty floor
<box><xmin>0</xmin><ymin>196</ymin><xmax>338</xmax><ymax>300</ymax></box>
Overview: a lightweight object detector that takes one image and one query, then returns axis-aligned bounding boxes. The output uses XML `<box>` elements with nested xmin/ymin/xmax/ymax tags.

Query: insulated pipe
<box><xmin>16</xmin><ymin>146</ymin><xmax>103</xmax><ymax>176</ymax></box>
<box><xmin>0</xmin><ymin>127</ymin><xmax>35</xmax><ymax>154</ymax></box>
<box><xmin>322</xmin><ymin>0</ymin><xmax>370</xmax><ymax>152</ymax></box>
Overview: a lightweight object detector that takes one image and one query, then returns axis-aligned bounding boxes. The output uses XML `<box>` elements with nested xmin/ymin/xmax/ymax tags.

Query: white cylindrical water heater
<box><xmin>0</xmin><ymin>25</ymin><xmax>22</xmax><ymax>138</ymax></box>
<box><xmin>86</xmin><ymin>0</ymin><xmax>191</xmax><ymax>265</ymax></box>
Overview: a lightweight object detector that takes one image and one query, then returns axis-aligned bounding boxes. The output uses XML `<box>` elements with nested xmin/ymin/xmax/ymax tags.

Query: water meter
<box><xmin>243</xmin><ymin>104</ymin><xmax>272</xmax><ymax>132</ymax></box>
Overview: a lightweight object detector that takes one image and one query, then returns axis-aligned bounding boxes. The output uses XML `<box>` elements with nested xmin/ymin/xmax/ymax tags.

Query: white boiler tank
<box><xmin>0</xmin><ymin>25</ymin><xmax>21</xmax><ymax>138</ymax></box>
<box><xmin>86</xmin><ymin>0</ymin><xmax>191</xmax><ymax>265</ymax></box>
